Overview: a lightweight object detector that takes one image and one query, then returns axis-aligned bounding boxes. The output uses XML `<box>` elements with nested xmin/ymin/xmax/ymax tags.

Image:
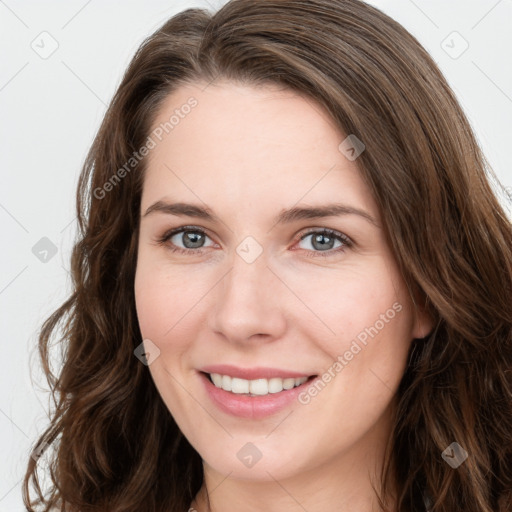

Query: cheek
<box><xmin>295</xmin><ymin>260</ymin><xmax>414</xmax><ymax>391</ymax></box>
<box><xmin>135</xmin><ymin>254</ymin><xmax>198</xmax><ymax>340</ymax></box>
<box><xmin>134</xmin><ymin>271</ymin><xmax>169</xmax><ymax>341</ymax></box>
<box><xmin>291</xmin><ymin>260</ymin><xmax>409</xmax><ymax>344</ymax></box>
<box><xmin>292</xmin><ymin>276</ymin><xmax>412</xmax><ymax>449</ymax></box>
<box><xmin>134</xmin><ymin>258</ymin><xmax>204</xmax><ymax>426</ymax></box>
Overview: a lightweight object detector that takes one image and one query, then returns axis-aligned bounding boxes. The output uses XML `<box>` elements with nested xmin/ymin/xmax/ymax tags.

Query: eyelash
<box><xmin>155</xmin><ymin>225</ymin><xmax>353</xmax><ymax>258</ymax></box>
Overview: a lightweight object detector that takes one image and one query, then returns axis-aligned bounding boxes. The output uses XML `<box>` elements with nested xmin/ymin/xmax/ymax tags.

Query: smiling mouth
<box><xmin>202</xmin><ymin>371</ymin><xmax>317</xmax><ymax>396</ymax></box>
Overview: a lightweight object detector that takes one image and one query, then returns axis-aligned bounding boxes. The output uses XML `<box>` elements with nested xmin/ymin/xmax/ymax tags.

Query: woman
<box><xmin>23</xmin><ymin>0</ymin><xmax>512</xmax><ymax>511</ymax></box>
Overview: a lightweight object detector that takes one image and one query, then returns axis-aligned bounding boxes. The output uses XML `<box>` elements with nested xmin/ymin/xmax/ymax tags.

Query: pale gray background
<box><xmin>1</xmin><ymin>0</ymin><xmax>511</xmax><ymax>509</ymax></box>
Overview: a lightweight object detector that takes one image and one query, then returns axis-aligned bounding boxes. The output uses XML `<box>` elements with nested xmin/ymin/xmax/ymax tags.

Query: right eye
<box><xmin>156</xmin><ymin>226</ymin><xmax>217</xmax><ymax>255</ymax></box>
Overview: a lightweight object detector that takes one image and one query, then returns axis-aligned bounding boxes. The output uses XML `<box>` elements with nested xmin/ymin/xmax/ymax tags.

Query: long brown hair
<box><xmin>23</xmin><ymin>1</ymin><xmax>512</xmax><ymax>510</ymax></box>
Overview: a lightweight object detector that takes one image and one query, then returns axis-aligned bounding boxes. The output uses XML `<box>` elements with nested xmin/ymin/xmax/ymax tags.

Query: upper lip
<box><xmin>199</xmin><ymin>364</ymin><xmax>316</xmax><ymax>380</ymax></box>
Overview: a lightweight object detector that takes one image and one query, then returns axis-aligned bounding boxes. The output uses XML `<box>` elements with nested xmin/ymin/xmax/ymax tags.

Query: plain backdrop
<box><xmin>1</xmin><ymin>0</ymin><xmax>511</xmax><ymax>509</ymax></box>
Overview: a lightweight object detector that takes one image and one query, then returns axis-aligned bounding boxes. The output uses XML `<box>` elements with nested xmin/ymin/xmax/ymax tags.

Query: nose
<box><xmin>207</xmin><ymin>252</ymin><xmax>287</xmax><ymax>345</ymax></box>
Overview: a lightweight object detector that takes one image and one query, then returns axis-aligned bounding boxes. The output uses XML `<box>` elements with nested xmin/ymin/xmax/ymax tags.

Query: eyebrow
<box><xmin>143</xmin><ymin>201</ymin><xmax>378</xmax><ymax>226</ymax></box>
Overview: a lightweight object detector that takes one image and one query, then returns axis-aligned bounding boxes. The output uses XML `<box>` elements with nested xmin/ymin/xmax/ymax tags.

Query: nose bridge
<box><xmin>222</xmin><ymin>247</ymin><xmax>271</xmax><ymax>315</ymax></box>
<box><xmin>221</xmin><ymin>233</ymin><xmax>271</xmax><ymax>305</ymax></box>
<box><xmin>209</xmin><ymin>245</ymin><xmax>286</xmax><ymax>342</ymax></box>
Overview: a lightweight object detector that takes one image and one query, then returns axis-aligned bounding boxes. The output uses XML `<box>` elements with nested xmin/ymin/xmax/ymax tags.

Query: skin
<box><xmin>134</xmin><ymin>80</ymin><xmax>433</xmax><ymax>512</ymax></box>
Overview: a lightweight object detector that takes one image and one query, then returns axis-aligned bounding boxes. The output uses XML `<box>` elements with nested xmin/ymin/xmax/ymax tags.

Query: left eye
<box><xmin>297</xmin><ymin>229</ymin><xmax>352</xmax><ymax>256</ymax></box>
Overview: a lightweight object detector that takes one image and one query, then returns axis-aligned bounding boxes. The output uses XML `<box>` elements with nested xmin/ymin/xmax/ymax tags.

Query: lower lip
<box><xmin>199</xmin><ymin>372</ymin><xmax>316</xmax><ymax>419</ymax></box>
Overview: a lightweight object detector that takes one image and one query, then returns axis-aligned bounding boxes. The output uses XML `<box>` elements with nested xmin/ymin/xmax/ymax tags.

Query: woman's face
<box><xmin>134</xmin><ymin>80</ymin><xmax>431</xmax><ymax>482</ymax></box>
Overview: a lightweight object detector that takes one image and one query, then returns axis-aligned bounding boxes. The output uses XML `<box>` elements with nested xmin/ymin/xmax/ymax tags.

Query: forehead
<box><xmin>142</xmin><ymin>80</ymin><xmax>377</xmax><ymax>220</ymax></box>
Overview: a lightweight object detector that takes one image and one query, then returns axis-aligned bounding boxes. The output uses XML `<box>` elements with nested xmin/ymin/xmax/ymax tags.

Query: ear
<box><xmin>411</xmin><ymin>288</ymin><xmax>435</xmax><ymax>340</ymax></box>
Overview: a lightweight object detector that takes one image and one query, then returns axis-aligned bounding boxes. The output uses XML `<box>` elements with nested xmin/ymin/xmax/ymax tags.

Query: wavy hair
<box><xmin>23</xmin><ymin>0</ymin><xmax>512</xmax><ymax>510</ymax></box>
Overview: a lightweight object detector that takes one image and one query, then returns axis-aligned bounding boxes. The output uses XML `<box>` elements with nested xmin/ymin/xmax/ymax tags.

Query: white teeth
<box><xmin>209</xmin><ymin>373</ymin><xmax>309</xmax><ymax>395</ymax></box>
<box><xmin>211</xmin><ymin>373</ymin><xmax>223</xmax><ymax>388</ymax></box>
<box><xmin>249</xmin><ymin>378</ymin><xmax>268</xmax><ymax>395</ymax></box>
<box><xmin>231</xmin><ymin>377</ymin><xmax>249</xmax><ymax>394</ymax></box>
<box><xmin>221</xmin><ymin>374</ymin><xmax>232</xmax><ymax>391</ymax></box>
<box><xmin>282</xmin><ymin>378</ymin><xmax>296</xmax><ymax>390</ymax></box>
